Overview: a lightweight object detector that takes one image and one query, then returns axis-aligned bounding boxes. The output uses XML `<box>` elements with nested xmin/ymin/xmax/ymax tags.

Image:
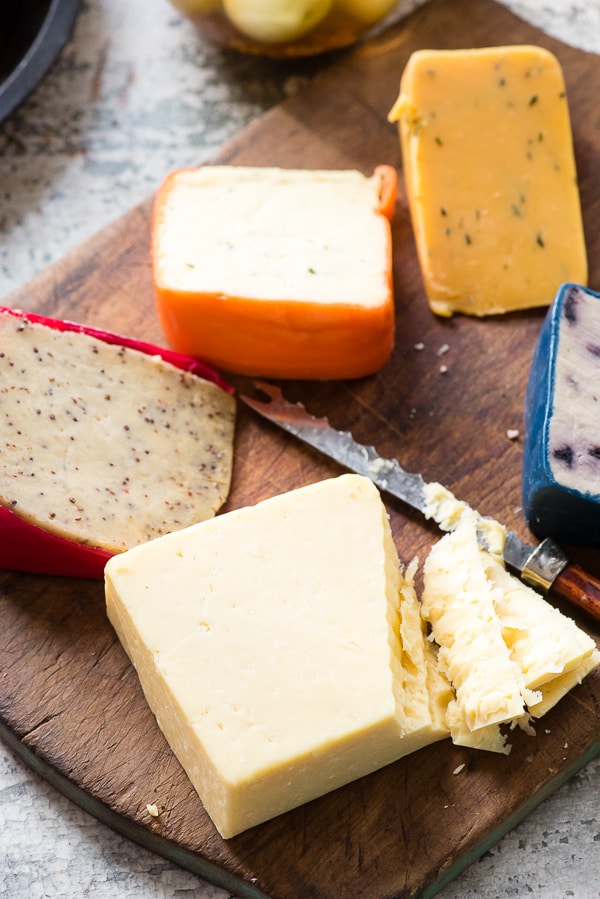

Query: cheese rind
<box><xmin>0</xmin><ymin>311</ymin><xmax>235</xmax><ymax>553</ymax></box>
<box><xmin>523</xmin><ymin>282</ymin><xmax>600</xmax><ymax>544</ymax></box>
<box><xmin>389</xmin><ymin>46</ymin><xmax>587</xmax><ymax>316</ymax></box>
<box><xmin>105</xmin><ymin>474</ymin><xmax>448</xmax><ymax>838</ymax></box>
<box><xmin>151</xmin><ymin>165</ymin><xmax>396</xmax><ymax>379</ymax></box>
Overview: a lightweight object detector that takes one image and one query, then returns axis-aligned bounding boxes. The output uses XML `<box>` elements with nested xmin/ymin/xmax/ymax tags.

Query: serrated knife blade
<box><xmin>240</xmin><ymin>381</ymin><xmax>600</xmax><ymax>625</ymax></box>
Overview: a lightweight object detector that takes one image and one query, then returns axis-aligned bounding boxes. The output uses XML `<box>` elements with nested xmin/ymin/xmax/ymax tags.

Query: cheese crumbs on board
<box><xmin>389</xmin><ymin>45</ymin><xmax>587</xmax><ymax>316</ymax></box>
<box><xmin>0</xmin><ymin>312</ymin><xmax>236</xmax><ymax>553</ymax></box>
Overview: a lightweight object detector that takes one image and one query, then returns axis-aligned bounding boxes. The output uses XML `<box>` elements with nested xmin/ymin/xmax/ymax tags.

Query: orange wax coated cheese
<box><xmin>151</xmin><ymin>165</ymin><xmax>397</xmax><ymax>379</ymax></box>
<box><xmin>389</xmin><ymin>46</ymin><xmax>587</xmax><ymax>317</ymax></box>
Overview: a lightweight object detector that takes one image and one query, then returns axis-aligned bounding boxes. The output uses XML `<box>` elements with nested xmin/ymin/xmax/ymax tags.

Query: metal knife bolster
<box><xmin>503</xmin><ymin>531</ymin><xmax>569</xmax><ymax>593</ymax></box>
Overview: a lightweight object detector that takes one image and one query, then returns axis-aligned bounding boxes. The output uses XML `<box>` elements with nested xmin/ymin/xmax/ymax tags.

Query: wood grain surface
<box><xmin>1</xmin><ymin>1</ymin><xmax>600</xmax><ymax>897</ymax></box>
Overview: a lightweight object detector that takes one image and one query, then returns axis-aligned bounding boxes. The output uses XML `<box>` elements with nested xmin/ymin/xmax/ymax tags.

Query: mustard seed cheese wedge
<box><xmin>0</xmin><ymin>309</ymin><xmax>236</xmax><ymax>558</ymax></box>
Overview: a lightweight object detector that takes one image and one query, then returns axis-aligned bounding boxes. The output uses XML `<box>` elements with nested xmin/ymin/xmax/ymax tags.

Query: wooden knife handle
<box><xmin>552</xmin><ymin>563</ymin><xmax>600</xmax><ymax>624</ymax></box>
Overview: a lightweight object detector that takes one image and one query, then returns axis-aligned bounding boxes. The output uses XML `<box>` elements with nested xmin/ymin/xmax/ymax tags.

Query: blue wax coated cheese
<box><xmin>523</xmin><ymin>283</ymin><xmax>600</xmax><ymax>545</ymax></box>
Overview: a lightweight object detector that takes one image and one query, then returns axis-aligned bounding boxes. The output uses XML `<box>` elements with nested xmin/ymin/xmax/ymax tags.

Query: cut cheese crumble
<box><xmin>423</xmin><ymin>516</ymin><xmax>598</xmax><ymax>754</ymax></box>
<box><xmin>389</xmin><ymin>45</ymin><xmax>587</xmax><ymax>316</ymax></box>
<box><xmin>106</xmin><ymin>474</ymin><xmax>449</xmax><ymax>838</ymax></box>
<box><xmin>105</xmin><ymin>475</ymin><xmax>599</xmax><ymax>835</ymax></box>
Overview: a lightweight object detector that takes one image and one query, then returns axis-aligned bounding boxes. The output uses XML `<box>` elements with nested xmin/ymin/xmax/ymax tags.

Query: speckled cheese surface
<box><xmin>105</xmin><ymin>474</ymin><xmax>449</xmax><ymax>838</ymax></box>
<box><xmin>0</xmin><ymin>312</ymin><xmax>236</xmax><ymax>552</ymax></box>
<box><xmin>153</xmin><ymin>166</ymin><xmax>390</xmax><ymax>305</ymax></box>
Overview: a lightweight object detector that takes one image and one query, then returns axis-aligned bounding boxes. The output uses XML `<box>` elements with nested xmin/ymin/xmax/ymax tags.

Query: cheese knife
<box><xmin>240</xmin><ymin>380</ymin><xmax>600</xmax><ymax>625</ymax></box>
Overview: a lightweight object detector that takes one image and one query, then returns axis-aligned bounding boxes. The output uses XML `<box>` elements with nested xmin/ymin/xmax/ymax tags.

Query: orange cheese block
<box><xmin>151</xmin><ymin>165</ymin><xmax>397</xmax><ymax>379</ymax></box>
<box><xmin>389</xmin><ymin>46</ymin><xmax>587</xmax><ymax>317</ymax></box>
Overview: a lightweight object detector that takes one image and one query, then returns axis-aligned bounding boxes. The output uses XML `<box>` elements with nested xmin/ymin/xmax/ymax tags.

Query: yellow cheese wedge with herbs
<box><xmin>389</xmin><ymin>45</ymin><xmax>587</xmax><ymax>316</ymax></box>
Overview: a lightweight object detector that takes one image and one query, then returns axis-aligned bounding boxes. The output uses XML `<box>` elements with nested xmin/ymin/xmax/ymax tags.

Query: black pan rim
<box><xmin>0</xmin><ymin>0</ymin><xmax>82</xmax><ymax>124</ymax></box>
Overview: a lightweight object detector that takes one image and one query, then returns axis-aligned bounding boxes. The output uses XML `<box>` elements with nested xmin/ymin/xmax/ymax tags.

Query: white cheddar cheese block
<box><xmin>0</xmin><ymin>311</ymin><xmax>236</xmax><ymax>553</ymax></box>
<box><xmin>154</xmin><ymin>166</ymin><xmax>390</xmax><ymax>305</ymax></box>
<box><xmin>105</xmin><ymin>474</ymin><xmax>449</xmax><ymax>839</ymax></box>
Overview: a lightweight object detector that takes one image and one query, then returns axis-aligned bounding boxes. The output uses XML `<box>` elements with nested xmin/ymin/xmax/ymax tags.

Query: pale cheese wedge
<box><xmin>105</xmin><ymin>474</ymin><xmax>449</xmax><ymax>839</ymax></box>
<box><xmin>422</xmin><ymin>513</ymin><xmax>599</xmax><ymax>753</ymax></box>
<box><xmin>483</xmin><ymin>554</ymin><xmax>597</xmax><ymax>691</ymax></box>
<box><xmin>389</xmin><ymin>45</ymin><xmax>587</xmax><ymax>316</ymax></box>
<box><xmin>0</xmin><ymin>312</ymin><xmax>235</xmax><ymax>554</ymax></box>
<box><xmin>421</xmin><ymin>518</ymin><xmax>528</xmax><ymax>735</ymax></box>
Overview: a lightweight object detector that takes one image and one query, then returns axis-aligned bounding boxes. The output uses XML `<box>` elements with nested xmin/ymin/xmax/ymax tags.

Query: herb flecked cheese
<box><xmin>389</xmin><ymin>45</ymin><xmax>587</xmax><ymax>316</ymax></box>
<box><xmin>0</xmin><ymin>312</ymin><xmax>235</xmax><ymax>553</ymax></box>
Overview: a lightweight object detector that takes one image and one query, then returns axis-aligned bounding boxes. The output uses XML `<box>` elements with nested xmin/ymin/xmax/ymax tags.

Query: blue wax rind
<box><xmin>522</xmin><ymin>281</ymin><xmax>600</xmax><ymax>546</ymax></box>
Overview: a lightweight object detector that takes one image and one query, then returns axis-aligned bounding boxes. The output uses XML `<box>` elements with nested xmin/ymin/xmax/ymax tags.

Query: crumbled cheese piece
<box><xmin>422</xmin><ymin>515</ymin><xmax>599</xmax><ymax>753</ymax></box>
<box><xmin>422</xmin><ymin>520</ymin><xmax>527</xmax><ymax>736</ymax></box>
<box><xmin>423</xmin><ymin>481</ymin><xmax>506</xmax><ymax>557</ymax></box>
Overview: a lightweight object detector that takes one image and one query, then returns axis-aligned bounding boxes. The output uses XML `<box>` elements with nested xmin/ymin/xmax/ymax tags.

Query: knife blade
<box><xmin>240</xmin><ymin>380</ymin><xmax>600</xmax><ymax>625</ymax></box>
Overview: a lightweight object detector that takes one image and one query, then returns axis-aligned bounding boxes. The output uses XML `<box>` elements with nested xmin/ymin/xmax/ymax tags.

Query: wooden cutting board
<box><xmin>2</xmin><ymin>1</ymin><xmax>600</xmax><ymax>897</ymax></box>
